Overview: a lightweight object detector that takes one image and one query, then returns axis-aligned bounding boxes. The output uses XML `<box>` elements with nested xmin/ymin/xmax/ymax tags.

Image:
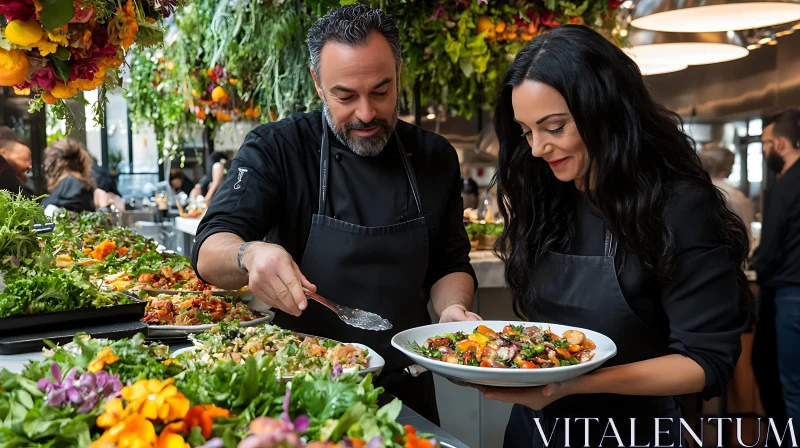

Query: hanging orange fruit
<box><xmin>0</xmin><ymin>49</ymin><xmax>29</xmax><ymax>86</ymax></box>
<box><xmin>211</xmin><ymin>86</ymin><xmax>228</xmax><ymax>103</ymax></box>
<box><xmin>5</xmin><ymin>20</ymin><xmax>43</xmax><ymax>47</ymax></box>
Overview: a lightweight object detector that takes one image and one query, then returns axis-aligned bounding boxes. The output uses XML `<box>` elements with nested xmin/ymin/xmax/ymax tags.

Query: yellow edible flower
<box><xmin>88</xmin><ymin>347</ymin><xmax>120</xmax><ymax>373</ymax></box>
<box><xmin>121</xmin><ymin>378</ymin><xmax>190</xmax><ymax>423</ymax></box>
<box><xmin>90</xmin><ymin>414</ymin><xmax>157</xmax><ymax>448</ymax></box>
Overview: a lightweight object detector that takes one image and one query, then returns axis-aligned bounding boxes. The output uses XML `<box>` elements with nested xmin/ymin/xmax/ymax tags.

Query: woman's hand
<box><xmin>459</xmin><ymin>380</ymin><xmax>574</xmax><ymax>410</ymax></box>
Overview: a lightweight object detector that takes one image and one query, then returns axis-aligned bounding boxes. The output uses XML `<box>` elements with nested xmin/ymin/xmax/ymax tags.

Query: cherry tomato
<box><xmin>520</xmin><ymin>361</ymin><xmax>537</xmax><ymax>369</ymax></box>
<box><xmin>429</xmin><ymin>338</ymin><xmax>450</xmax><ymax>346</ymax></box>
<box><xmin>480</xmin><ymin>359</ymin><xmax>493</xmax><ymax>368</ymax></box>
<box><xmin>463</xmin><ymin>352</ymin><xmax>472</xmax><ymax>364</ymax></box>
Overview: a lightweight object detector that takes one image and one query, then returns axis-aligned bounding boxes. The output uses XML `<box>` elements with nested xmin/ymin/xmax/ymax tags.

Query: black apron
<box><xmin>272</xmin><ymin>115</ymin><xmax>439</xmax><ymax>424</ymax></box>
<box><xmin>504</xmin><ymin>230</ymin><xmax>684</xmax><ymax>448</ymax></box>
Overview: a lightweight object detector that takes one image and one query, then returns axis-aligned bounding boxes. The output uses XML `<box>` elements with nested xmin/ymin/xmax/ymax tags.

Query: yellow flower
<box><xmin>13</xmin><ymin>86</ymin><xmax>29</xmax><ymax>96</ymax></box>
<box><xmin>5</xmin><ymin>20</ymin><xmax>43</xmax><ymax>47</ymax></box>
<box><xmin>162</xmin><ymin>358</ymin><xmax>178</xmax><ymax>366</ymax></box>
<box><xmin>34</xmin><ymin>38</ymin><xmax>58</xmax><ymax>56</ymax></box>
<box><xmin>0</xmin><ymin>49</ymin><xmax>29</xmax><ymax>86</ymax></box>
<box><xmin>90</xmin><ymin>414</ymin><xmax>158</xmax><ymax>448</ymax></box>
<box><xmin>97</xmin><ymin>397</ymin><xmax>125</xmax><ymax>429</ymax></box>
<box><xmin>47</xmin><ymin>26</ymin><xmax>70</xmax><ymax>46</ymax></box>
<box><xmin>121</xmin><ymin>378</ymin><xmax>190</xmax><ymax>423</ymax></box>
<box><xmin>88</xmin><ymin>347</ymin><xmax>120</xmax><ymax>373</ymax></box>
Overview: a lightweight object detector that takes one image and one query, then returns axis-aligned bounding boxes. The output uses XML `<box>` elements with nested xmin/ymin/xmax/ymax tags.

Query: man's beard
<box><xmin>766</xmin><ymin>151</ymin><xmax>785</xmax><ymax>173</ymax></box>
<box><xmin>323</xmin><ymin>100</ymin><xmax>399</xmax><ymax>157</ymax></box>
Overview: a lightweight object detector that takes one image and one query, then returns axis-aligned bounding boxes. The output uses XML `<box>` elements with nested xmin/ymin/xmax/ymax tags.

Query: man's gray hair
<box><xmin>307</xmin><ymin>3</ymin><xmax>402</xmax><ymax>80</ymax></box>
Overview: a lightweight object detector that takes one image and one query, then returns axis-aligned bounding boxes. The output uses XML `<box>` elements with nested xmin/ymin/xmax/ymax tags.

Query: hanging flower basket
<box><xmin>0</xmin><ymin>0</ymin><xmax>187</xmax><ymax>131</ymax></box>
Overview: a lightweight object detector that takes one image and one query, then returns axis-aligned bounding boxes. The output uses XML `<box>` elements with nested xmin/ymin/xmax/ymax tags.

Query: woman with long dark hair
<box><xmin>41</xmin><ymin>139</ymin><xmax>97</xmax><ymax>213</ymax></box>
<box><xmin>473</xmin><ymin>25</ymin><xmax>755</xmax><ymax>447</ymax></box>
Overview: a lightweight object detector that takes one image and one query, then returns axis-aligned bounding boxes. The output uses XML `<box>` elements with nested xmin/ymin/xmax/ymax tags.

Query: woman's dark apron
<box><xmin>504</xmin><ymin>231</ymin><xmax>685</xmax><ymax>447</ymax></box>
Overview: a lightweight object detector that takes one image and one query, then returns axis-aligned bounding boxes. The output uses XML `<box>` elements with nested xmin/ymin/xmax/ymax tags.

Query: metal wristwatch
<box><xmin>237</xmin><ymin>241</ymin><xmax>254</xmax><ymax>274</ymax></box>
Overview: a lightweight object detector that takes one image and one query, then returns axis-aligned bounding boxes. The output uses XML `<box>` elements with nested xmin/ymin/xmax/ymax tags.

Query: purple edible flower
<box><xmin>328</xmin><ymin>363</ymin><xmax>343</xmax><ymax>381</ymax></box>
<box><xmin>37</xmin><ymin>363</ymin><xmax>122</xmax><ymax>414</ymax></box>
<box><xmin>365</xmin><ymin>436</ymin><xmax>384</xmax><ymax>448</ymax></box>
<box><xmin>280</xmin><ymin>387</ymin><xmax>309</xmax><ymax>433</ymax></box>
<box><xmin>199</xmin><ymin>438</ymin><xmax>225</xmax><ymax>448</ymax></box>
<box><xmin>238</xmin><ymin>417</ymin><xmax>302</xmax><ymax>448</ymax></box>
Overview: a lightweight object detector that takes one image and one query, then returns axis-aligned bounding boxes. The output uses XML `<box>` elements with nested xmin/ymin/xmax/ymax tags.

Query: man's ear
<box><xmin>310</xmin><ymin>67</ymin><xmax>324</xmax><ymax>101</ymax></box>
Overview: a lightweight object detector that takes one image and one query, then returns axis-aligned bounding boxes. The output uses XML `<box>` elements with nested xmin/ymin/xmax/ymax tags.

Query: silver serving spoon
<box><xmin>303</xmin><ymin>288</ymin><xmax>392</xmax><ymax>331</ymax></box>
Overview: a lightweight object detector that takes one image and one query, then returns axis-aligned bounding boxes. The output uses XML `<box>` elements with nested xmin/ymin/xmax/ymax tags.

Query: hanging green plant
<box><xmin>363</xmin><ymin>0</ymin><xmax>630</xmax><ymax>118</ymax></box>
<box><xmin>127</xmin><ymin>0</ymin><xmax>629</xmax><ymax>160</ymax></box>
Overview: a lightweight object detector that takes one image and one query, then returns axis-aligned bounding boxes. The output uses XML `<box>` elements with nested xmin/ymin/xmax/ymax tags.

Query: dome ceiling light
<box><xmin>624</xmin><ymin>28</ymin><xmax>749</xmax><ymax>75</ymax></box>
<box><xmin>630</xmin><ymin>0</ymin><xmax>800</xmax><ymax>33</ymax></box>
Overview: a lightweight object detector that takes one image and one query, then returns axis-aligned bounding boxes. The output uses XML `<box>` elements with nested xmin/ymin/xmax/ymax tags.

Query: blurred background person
<box><xmin>170</xmin><ymin>168</ymin><xmax>194</xmax><ymax>197</ymax></box>
<box><xmin>90</xmin><ymin>154</ymin><xmax>121</xmax><ymax>197</ymax></box>
<box><xmin>190</xmin><ymin>151</ymin><xmax>227</xmax><ymax>204</ymax></box>
<box><xmin>698</xmin><ymin>144</ymin><xmax>753</xmax><ymax>230</ymax></box>
<box><xmin>0</xmin><ymin>126</ymin><xmax>33</xmax><ymax>196</ymax></box>
<box><xmin>42</xmin><ymin>139</ymin><xmax>97</xmax><ymax>213</ymax></box>
<box><xmin>752</xmin><ymin>108</ymin><xmax>800</xmax><ymax>425</ymax></box>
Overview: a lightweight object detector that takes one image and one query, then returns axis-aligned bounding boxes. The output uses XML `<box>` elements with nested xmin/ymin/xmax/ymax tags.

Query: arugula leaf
<box><xmin>320</xmin><ymin>401</ymin><xmax>367</xmax><ymax>442</ymax></box>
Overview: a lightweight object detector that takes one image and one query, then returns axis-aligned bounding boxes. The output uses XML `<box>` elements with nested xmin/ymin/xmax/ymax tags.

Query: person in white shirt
<box><xmin>699</xmin><ymin>144</ymin><xmax>753</xmax><ymax>231</ymax></box>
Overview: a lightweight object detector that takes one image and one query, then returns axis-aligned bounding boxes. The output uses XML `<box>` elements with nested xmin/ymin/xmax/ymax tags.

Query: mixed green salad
<box><xmin>0</xmin><ymin>194</ymin><xmax>217</xmax><ymax>320</ymax></box>
<box><xmin>180</xmin><ymin>322</ymin><xmax>371</xmax><ymax>377</ymax></box>
<box><xmin>0</xmin><ymin>332</ymin><xmax>421</xmax><ymax>447</ymax></box>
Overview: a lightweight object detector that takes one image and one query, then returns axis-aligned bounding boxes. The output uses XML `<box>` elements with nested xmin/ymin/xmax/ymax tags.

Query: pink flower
<box><xmin>68</xmin><ymin>61</ymin><xmax>98</xmax><ymax>82</ymax></box>
<box><xmin>29</xmin><ymin>65</ymin><xmax>58</xmax><ymax>91</ymax></box>
<box><xmin>429</xmin><ymin>5</ymin><xmax>445</xmax><ymax>21</ymax></box>
<box><xmin>0</xmin><ymin>0</ymin><xmax>35</xmax><ymax>22</ymax></box>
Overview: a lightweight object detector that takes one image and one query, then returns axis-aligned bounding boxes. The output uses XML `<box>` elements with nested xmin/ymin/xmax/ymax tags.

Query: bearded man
<box><xmin>191</xmin><ymin>3</ymin><xmax>479</xmax><ymax>424</ymax></box>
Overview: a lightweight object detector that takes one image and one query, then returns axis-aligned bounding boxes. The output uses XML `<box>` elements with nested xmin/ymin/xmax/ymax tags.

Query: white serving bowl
<box><xmin>391</xmin><ymin>321</ymin><xmax>616</xmax><ymax>387</ymax></box>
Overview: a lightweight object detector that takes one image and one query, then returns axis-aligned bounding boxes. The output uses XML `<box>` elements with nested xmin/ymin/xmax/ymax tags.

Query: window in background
<box><xmin>83</xmin><ymin>90</ymin><xmax>102</xmax><ymax>162</ymax></box>
<box><xmin>748</xmin><ymin>118</ymin><xmax>762</xmax><ymax>137</ymax></box>
<box><xmin>747</xmin><ymin>142</ymin><xmax>763</xmax><ymax>184</ymax></box>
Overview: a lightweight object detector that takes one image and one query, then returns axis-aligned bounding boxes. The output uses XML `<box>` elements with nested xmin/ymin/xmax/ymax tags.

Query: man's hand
<box><xmin>244</xmin><ymin>242</ymin><xmax>316</xmax><ymax>317</ymax></box>
<box><xmin>439</xmin><ymin>304</ymin><xmax>482</xmax><ymax>323</ymax></box>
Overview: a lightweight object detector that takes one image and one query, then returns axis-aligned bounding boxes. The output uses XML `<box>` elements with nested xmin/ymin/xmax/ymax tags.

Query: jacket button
<box><xmin>334</xmin><ymin>153</ymin><xmax>342</xmax><ymax>162</ymax></box>
<box><xmin>333</xmin><ymin>215</ymin><xmax>340</xmax><ymax>220</ymax></box>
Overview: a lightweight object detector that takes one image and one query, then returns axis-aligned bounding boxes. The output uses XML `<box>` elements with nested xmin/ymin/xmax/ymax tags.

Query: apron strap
<box><xmin>395</xmin><ymin>135</ymin><xmax>425</xmax><ymax>217</ymax></box>
<box><xmin>604</xmin><ymin>229</ymin><xmax>618</xmax><ymax>258</ymax></box>
<box><xmin>318</xmin><ymin>113</ymin><xmax>331</xmax><ymax>216</ymax></box>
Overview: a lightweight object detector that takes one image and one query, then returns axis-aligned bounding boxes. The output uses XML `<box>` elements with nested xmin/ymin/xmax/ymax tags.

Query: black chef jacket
<box><xmin>191</xmin><ymin>110</ymin><xmax>477</xmax><ymax>291</ymax></box>
<box><xmin>568</xmin><ymin>183</ymin><xmax>748</xmax><ymax>400</ymax></box>
<box><xmin>754</xmin><ymin>160</ymin><xmax>800</xmax><ymax>289</ymax></box>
